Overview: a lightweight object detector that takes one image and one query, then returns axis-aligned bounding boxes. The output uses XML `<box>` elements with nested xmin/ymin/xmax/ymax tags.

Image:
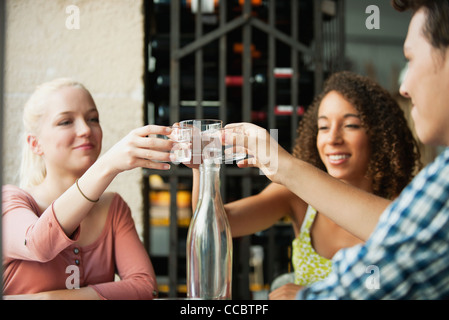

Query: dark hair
<box><xmin>392</xmin><ymin>0</ymin><xmax>449</xmax><ymax>52</ymax></box>
<box><xmin>292</xmin><ymin>71</ymin><xmax>422</xmax><ymax>199</ymax></box>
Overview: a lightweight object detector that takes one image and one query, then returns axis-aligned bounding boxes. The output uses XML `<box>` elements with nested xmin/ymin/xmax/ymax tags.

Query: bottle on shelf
<box><xmin>154</xmin><ymin>103</ymin><xmax>268</xmax><ymax>126</ymax></box>
<box><xmin>155</xmin><ymin>103</ymin><xmax>233</xmax><ymax>124</ymax></box>
<box><xmin>154</xmin><ymin>0</ymin><xmax>263</xmax><ymax>11</ymax></box>
<box><xmin>150</xmin><ymin>35</ymin><xmax>219</xmax><ymax>61</ymax></box>
<box><xmin>154</xmin><ymin>72</ymin><xmax>267</xmax><ymax>89</ymax></box>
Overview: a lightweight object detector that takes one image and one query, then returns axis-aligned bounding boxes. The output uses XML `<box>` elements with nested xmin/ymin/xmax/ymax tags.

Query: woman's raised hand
<box><xmin>100</xmin><ymin>125</ymin><xmax>174</xmax><ymax>175</ymax></box>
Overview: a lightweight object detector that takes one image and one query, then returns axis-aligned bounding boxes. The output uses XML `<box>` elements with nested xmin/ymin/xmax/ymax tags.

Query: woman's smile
<box><xmin>73</xmin><ymin>142</ymin><xmax>95</xmax><ymax>151</ymax></box>
<box><xmin>327</xmin><ymin>153</ymin><xmax>351</xmax><ymax>165</ymax></box>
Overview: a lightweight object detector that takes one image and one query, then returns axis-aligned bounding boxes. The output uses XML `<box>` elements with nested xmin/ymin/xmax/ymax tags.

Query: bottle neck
<box><xmin>199</xmin><ymin>160</ymin><xmax>221</xmax><ymax>200</ymax></box>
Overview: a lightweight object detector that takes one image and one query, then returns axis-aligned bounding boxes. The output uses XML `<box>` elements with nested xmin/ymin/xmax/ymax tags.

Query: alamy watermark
<box><xmin>64</xmin><ymin>4</ymin><xmax>381</xmax><ymax>31</ymax></box>
<box><xmin>366</xmin><ymin>5</ymin><xmax>380</xmax><ymax>30</ymax></box>
<box><xmin>66</xmin><ymin>5</ymin><xmax>80</xmax><ymax>30</ymax></box>
<box><xmin>66</xmin><ymin>265</ymin><xmax>80</xmax><ymax>289</ymax></box>
<box><xmin>365</xmin><ymin>265</ymin><xmax>380</xmax><ymax>290</ymax></box>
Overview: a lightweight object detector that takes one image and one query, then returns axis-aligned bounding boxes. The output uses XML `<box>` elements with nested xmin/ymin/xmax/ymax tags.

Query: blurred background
<box><xmin>1</xmin><ymin>0</ymin><xmax>438</xmax><ymax>299</ymax></box>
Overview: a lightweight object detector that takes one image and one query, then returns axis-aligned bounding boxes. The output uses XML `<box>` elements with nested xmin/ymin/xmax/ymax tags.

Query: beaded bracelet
<box><xmin>76</xmin><ymin>179</ymin><xmax>99</xmax><ymax>203</ymax></box>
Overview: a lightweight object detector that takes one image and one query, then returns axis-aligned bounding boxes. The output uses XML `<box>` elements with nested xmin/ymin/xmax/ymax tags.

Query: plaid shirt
<box><xmin>297</xmin><ymin>147</ymin><xmax>449</xmax><ymax>300</ymax></box>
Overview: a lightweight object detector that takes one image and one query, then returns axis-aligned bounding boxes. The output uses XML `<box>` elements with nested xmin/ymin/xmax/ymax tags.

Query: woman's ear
<box><xmin>27</xmin><ymin>135</ymin><xmax>43</xmax><ymax>156</ymax></box>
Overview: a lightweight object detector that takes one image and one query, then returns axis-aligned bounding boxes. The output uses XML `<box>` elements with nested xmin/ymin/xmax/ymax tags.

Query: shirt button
<box><xmin>74</xmin><ymin>248</ymin><xmax>80</xmax><ymax>254</ymax></box>
<box><xmin>75</xmin><ymin>259</ymin><xmax>80</xmax><ymax>265</ymax></box>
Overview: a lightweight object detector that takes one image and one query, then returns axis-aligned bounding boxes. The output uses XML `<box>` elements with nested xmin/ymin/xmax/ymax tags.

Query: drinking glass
<box><xmin>179</xmin><ymin>119</ymin><xmax>223</xmax><ymax>164</ymax></box>
<box><xmin>168</xmin><ymin>127</ymin><xmax>193</xmax><ymax>164</ymax></box>
<box><xmin>179</xmin><ymin>119</ymin><xmax>223</xmax><ymax>132</ymax></box>
<box><xmin>152</xmin><ymin>127</ymin><xmax>192</xmax><ymax>164</ymax></box>
<box><xmin>222</xmin><ymin>125</ymin><xmax>247</xmax><ymax>163</ymax></box>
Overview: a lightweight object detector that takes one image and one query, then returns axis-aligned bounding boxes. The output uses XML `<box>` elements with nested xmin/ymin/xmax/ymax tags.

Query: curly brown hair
<box><xmin>292</xmin><ymin>71</ymin><xmax>422</xmax><ymax>199</ymax></box>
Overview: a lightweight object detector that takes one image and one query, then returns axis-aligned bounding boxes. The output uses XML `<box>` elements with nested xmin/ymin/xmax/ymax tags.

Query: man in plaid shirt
<box><xmin>295</xmin><ymin>0</ymin><xmax>449</xmax><ymax>299</ymax></box>
<box><xmin>297</xmin><ymin>149</ymin><xmax>449</xmax><ymax>299</ymax></box>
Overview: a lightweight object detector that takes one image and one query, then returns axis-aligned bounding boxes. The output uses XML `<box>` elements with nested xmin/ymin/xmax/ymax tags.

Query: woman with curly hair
<box><xmin>212</xmin><ymin>71</ymin><xmax>421</xmax><ymax>299</ymax></box>
<box><xmin>294</xmin><ymin>71</ymin><xmax>421</xmax><ymax>199</ymax></box>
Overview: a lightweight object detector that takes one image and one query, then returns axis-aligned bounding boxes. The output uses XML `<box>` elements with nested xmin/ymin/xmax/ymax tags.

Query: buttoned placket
<box><xmin>74</xmin><ymin>247</ymin><xmax>80</xmax><ymax>266</ymax></box>
<box><xmin>71</xmin><ymin>246</ymin><xmax>84</xmax><ymax>287</ymax></box>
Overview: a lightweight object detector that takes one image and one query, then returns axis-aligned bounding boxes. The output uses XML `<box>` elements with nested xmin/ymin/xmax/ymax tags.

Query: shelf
<box><xmin>156</xmin><ymin>276</ymin><xmax>187</xmax><ymax>296</ymax></box>
<box><xmin>150</xmin><ymin>217</ymin><xmax>191</xmax><ymax>228</ymax></box>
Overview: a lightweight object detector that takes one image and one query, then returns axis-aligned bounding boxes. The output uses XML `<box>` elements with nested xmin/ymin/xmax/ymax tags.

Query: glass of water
<box><xmin>179</xmin><ymin>119</ymin><xmax>223</xmax><ymax>165</ymax></box>
<box><xmin>222</xmin><ymin>125</ymin><xmax>247</xmax><ymax>163</ymax></box>
<box><xmin>168</xmin><ymin>127</ymin><xmax>193</xmax><ymax>164</ymax></box>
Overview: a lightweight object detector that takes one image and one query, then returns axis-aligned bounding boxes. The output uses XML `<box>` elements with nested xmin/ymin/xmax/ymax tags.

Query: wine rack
<box><xmin>143</xmin><ymin>0</ymin><xmax>345</xmax><ymax>299</ymax></box>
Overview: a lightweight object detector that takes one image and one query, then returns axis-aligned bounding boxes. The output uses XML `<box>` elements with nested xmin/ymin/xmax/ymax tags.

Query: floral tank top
<box><xmin>292</xmin><ymin>206</ymin><xmax>333</xmax><ymax>286</ymax></box>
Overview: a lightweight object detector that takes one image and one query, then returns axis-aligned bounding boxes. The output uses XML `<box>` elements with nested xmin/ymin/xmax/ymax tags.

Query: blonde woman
<box><xmin>2</xmin><ymin>78</ymin><xmax>173</xmax><ymax>299</ymax></box>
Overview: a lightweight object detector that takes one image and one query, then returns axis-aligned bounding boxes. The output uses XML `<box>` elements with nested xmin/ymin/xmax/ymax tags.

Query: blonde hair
<box><xmin>19</xmin><ymin>78</ymin><xmax>88</xmax><ymax>188</ymax></box>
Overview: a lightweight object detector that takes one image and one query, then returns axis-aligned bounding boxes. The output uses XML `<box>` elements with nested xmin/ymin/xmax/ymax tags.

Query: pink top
<box><xmin>2</xmin><ymin>185</ymin><xmax>158</xmax><ymax>300</ymax></box>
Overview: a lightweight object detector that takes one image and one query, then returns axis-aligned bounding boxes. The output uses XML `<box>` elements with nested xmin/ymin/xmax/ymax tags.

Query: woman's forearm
<box><xmin>53</xmin><ymin>158</ymin><xmax>117</xmax><ymax>236</ymax></box>
<box><xmin>52</xmin><ymin>125</ymin><xmax>173</xmax><ymax>237</ymax></box>
<box><xmin>192</xmin><ymin>168</ymin><xmax>200</xmax><ymax>212</ymax></box>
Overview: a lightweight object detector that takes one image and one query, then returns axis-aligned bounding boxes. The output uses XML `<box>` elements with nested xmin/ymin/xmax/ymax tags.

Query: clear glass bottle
<box><xmin>186</xmin><ymin>159</ymin><xmax>233</xmax><ymax>300</ymax></box>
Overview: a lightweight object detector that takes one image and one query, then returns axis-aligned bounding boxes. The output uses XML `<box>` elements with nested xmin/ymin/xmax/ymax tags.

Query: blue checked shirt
<box><xmin>296</xmin><ymin>147</ymin><xmax>449</xmax><ymax>300</ymax></box>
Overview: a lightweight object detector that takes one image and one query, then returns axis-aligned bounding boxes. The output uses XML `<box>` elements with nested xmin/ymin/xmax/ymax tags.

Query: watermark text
<box><xmin>366</xmin><ymin>5</ymin><xmax>380</xmax><ymax>30</ymax></box>
<box><xmin>66</xmin><ymin>5</ymin><xmax>80</xmax><ymax>30</ymax></box>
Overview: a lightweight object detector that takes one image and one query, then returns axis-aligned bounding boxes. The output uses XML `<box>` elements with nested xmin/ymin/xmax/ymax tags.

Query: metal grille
<box><xmin>144</xmin><ymin>0</ymin><xmax>345</xmax><ymax>299</ymax></box>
